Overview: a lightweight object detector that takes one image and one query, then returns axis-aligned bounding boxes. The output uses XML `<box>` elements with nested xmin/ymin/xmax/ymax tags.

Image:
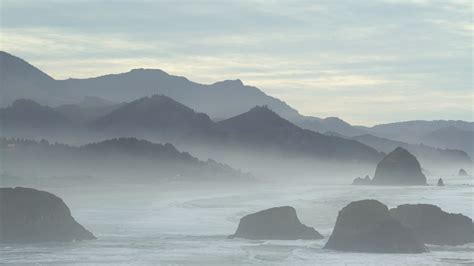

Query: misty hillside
<box><xmin>362</xmin><ymin>120</ymin><xmax>474</xmax><ymax>143</ymax></box>
<box><xmin>0</xmin><ymin>99</ymin><xmax>71</xmax><ymax>129</ymax></box>
<box><xmin>0</xmin><ymin>52</ymin><xmax>67</xmax><ymax>106</ymax></box>
<box><xmin>352</xmin><ymin>134</ymin><xmax>471</xmax><ymax>166</ymax></box>
<box><xmin>90</xmin><ymin>95</ymin><xmax>222</xmax><ymax>141</ymax></box>
<box><xmin>419</xmin><ymin>126</ymin><xmax>474</xmax><ymax>157</ymax></box>
<box><xmin>2</xmin><ymin>51</ymin><xmax>472</xmax><ymax>157</ymax></box>
<box><xmin>0</xmin><ymin>51</ymin><xmax>364</xmax><ymax>135</ymax></box>
<box><xmin>296</xmin><ymin>116</ymin><xmax>367</xmax><ymax>137</ymax></box>
<box><xmin>55</xmin><ymin>97</ymin><xmax>124</xmax><ymax>124</ymax></box>
<box><xmin>0</xmin><ymin>138</ymin><xmax>246</xmax><ymax>182</ymax></box>
<box><xmin>217</xmin><ymin>106</ymin><xmax>381</xmax><ymax>162</ymax></box>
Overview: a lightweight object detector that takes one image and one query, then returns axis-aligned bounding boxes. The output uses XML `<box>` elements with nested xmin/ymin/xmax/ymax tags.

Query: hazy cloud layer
<box><xmin>1</xmin><ymin>0</ymin><xmax>472</xmax><ymax>125</ymax></box>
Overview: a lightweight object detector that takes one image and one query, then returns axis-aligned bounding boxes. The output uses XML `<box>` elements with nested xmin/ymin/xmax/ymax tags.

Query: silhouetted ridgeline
<box><xmin>0</xmin><ymin>99</ymin><xmax>72</xmax><ymax>129</ymax></box>
<box><xmin>352</xmin><ymin>134</ymin><xmax>471</xmax><ymax>166</ymax></box>
<box><xmin>0</xmin><ymin>138</ymin><xmax>248</xmax><ymax>181</ymax></box>
<box><xmin>217</xmin><ymin>106</ymin><xmax>381</xmax><ymax>162</ymax></box>
<box><xmin>4</xmin><ymin>51</ymin><xmax>472</xmax><ymax>145</ymax></box>
<box><xmin>1</xmin><ymin>97</ymin><xmax>383</xmax><ymax>165</ymax></box>
<box><xmin>90</xmin><ymin>95</ymin><xmax>222</xmax><ymax>142</ymax></box>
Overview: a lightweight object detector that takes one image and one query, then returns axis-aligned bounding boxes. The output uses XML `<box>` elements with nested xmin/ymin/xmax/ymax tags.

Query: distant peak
<box><xmin>248</xmin><ymin>105</ymin><xmax>275</xmax><ymax>114</ymax></box>
<box><xmin>212</xmin><ymin>79</ymin><xmax>244</xmax><ymax>87</ymax></box>
<box><xmin>11</xmin><ymin>99</ymin><xmax>42</xmax><ymax>108</ymax></box>
<box><xmin>391</xmin><ymin>147</ymin><xmax>411</xmax><ymax>155</ymax></box>
<box><xmin>129</xmin><ymin>68</ymin><xmax>168</xmax><ymax>75</ymax></box>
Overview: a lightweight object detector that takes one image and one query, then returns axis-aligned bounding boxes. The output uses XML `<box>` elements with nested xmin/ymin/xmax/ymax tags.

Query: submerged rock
<box><xmin>372</xmin><ymin>147</ymin><xmax>427</xmax><ymax>185</ymax></box>
<box><xmin>437</xmin><ymin>178</ymin><xmax>444</xmax><ymax>186</ymax></box>
<box><xmin>0</xmin><ymin>187</ymin><xmax>96</xmax><ymax>243</ymax></box>
<box><xmin>458</xmin><ymin>168</ymin><xmax>468</xmax><ymax>176</ymax></box>
<box><xmin>324</xmin><ymin>199</ymin><xmax>426</xmax><ymax>253</ymax></box>
<box><xmin>390</xmin><ymin>204</ymin><xmax>474</xmax><ymax>246</ymax></box>
<box><xmin>229</xmin><ymin>206</ymin><xmax>323</xmax><ymax>240</ymax></box>
<box><xmin>352</xmin><ymin>175</ymin><xmax>372</xmax><ymax>185</ymax></box>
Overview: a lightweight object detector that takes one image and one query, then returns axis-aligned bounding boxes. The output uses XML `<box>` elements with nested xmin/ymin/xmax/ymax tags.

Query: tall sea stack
<box><xmin>372</xmin><ymin>147</ymin><xmax>427</xmax><ymax>185</ymax></box>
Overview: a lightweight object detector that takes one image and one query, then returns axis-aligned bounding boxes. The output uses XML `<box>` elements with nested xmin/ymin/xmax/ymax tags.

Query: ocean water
<box><xmin>1</xmin><ymin>176</ymin><xmax>473</xmax><ymax>265</ymax></box>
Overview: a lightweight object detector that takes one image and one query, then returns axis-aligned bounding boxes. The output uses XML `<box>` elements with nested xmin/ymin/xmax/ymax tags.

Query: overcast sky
<box><xmin>1</xmin><ymin>0</ymin><xmax>472</xmax><ymax>125</ymax></box>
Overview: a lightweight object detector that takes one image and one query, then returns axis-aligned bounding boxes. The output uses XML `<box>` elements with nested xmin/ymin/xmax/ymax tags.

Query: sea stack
<box><xmin>352</xmin><ymin>175</ymin><xmax>371</xmax><ymax>185</ymax></box>
<box><xmin>458</xmin><ymin>169</ymin><xmax>468</xmax><ymax>176</ymax></box>
<box><xmin>437</xmin><ymin>178</ymin><xmax>444</xmax><ymax>186</ymax></box>
<box><xmin>229</xmin><ymin>206</ymin><xmax>323</xmax><ymax>240</ymax></box>
<box><xmin>324</xmin><ymin>200</ymin><xmax>426</xmax><ymax>253</ymax></box>
<box><xmin>390</xmin><ymin>204</ymin><xmax>474</xmax><ymax>246</ymax></box>
<box><xmin>372</xmin><ymin>147</ymin><xmax>427</xmax><ymax>185</ymax></box>
<box><xmin>0</xmin><ymin>187</ymin><xmax>96</xmax><ymax>243</ymax></box>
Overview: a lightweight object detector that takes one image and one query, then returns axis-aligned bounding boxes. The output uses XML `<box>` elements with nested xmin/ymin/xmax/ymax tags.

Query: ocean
<box><xmin>1</xmin><ymin>176</ymin><xmax>473</xmax><ymax>265</ymax></box>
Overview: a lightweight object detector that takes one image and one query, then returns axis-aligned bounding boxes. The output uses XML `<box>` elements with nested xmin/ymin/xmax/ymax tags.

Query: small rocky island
<box><xmin>229</xmin><ymin>206</ymin><xmax>323</xmax><ymax>240</ymax></box>
<box><xmin>352</xmin><ymin>175</ymin><xmax>371</xmax><ymax>185</ymax></box>
<box><xmin>0</xmin><ymin>187</ymin><xmax>96</xmax><ymax>243</ymax></box>
<box><xmin>458</xmin><ymin>168</ymin><xmax>468</xmax><ymax>176</ymax></box>
<box><xmin>437</xmin><ymin>178</ymin><xmax>444</xmax><ymax>186</ymax></box>
<box><xmin>324</xmin><ymin>199</ymin><xmax>426</xmax><ymax>253</ymax></box>
<box><xmin>390</xmin><ymin>204</ymin><xmax>474</xmax><ymax>246</ymax></box>
<box><xmin>352</xmin><ymin>147</ymin><xmax>427</xmax><ymax>186</ymax></box>
<box><xmin>372</xmin><ymin>147</ymin><xmax>427</xmax><ymax>185</ymax></box>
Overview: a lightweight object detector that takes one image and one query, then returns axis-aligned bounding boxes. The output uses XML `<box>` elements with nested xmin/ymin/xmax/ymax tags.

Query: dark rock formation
<box><xmin>458</xmin><ymin>168</ymin><xmax>468</xmax><ymax>176</ymax></box>
<box><xmin>229</xmin><ymin>206</ymin><xmax>323</xmax><ymax>240</ymax></box>
<box><xmin>0</xmin><ymin>187</ymin><xmax>96</xmax><ymax>243</ymax></box>
<box><xmin>324</xmin><ymin>200</ymin><xmax>426</xmax><ymax>253</ymax></box>
<box><xmin>390</xmin><ymin>204</ymin><xmax>474</xmax><ymax>246</ymax></box>
<box><xmin>372</xmin><ymin>147</ymin><xmax>427</xmax><ymax>185</ymax></box>
<box><xmin>352</xmin><ymin>175</ymin><xmax>372</xmax><ymax>185</ymax></box>
<box><xmin>437</xmin><ymin>178</ymin><xmax>444</xmax><ymax>186</ymax></box>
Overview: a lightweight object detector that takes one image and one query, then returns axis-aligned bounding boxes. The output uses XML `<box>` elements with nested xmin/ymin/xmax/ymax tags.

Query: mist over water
<box><xmin>0</xmin><ymin>8</ymin><xmax>473</xmax><ymax>263</ymax></box>
<box><xmin>1</xmin><ymin>174</ymin><xmax>472</xmax><ymax>265</ymax></box>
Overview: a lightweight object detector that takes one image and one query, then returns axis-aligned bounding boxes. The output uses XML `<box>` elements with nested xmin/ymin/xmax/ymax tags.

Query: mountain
<box><xmin>0</xmin><ymin>99</ymin><xmax>71</xmax><ymax>130</ymax></box>
<box><xmin>58</xmin><ymin>68</ymin><xmax>302</xmax><ymax>121</ymax></box>
<box><xmin>0</xmin><ymin>51</ymin><xmax>358</xmax><ymax>134</ymax></box>
<box><xmin>56</xmin><ymin>97</ymin><xmax>124</xmax><ymax>124</ymax></box>
<box><xmin>91</xmin><ymin>95</ymin><xmax>221</xmax><ymax>141</ymax></box>
<box><xmin>2</xmin><ymin>51</ymin><xmax>471</xmax><ymax>150</ymax></box>
<box><xmin>352</xmin><ymin>134</ymin><xmax>471</xmax><ymax>168</ymax></box>
<box><xmin>296</xmin><ymin>117</ymin><xmax>367</xmax><ymax>136</ymax></box>
<box><xmin>0</xmin><ymin>52</ymin><xmax>67</xmax><ymax>106</ymax></box>
<box><xmin>0</xmin><ymin>137</ymin><xmax>246</xmax><ymax>182</ymax></box>
<box><xmin>419</xmin><ymin>126</ymin><xmax>474</xmax><ymax>157</ymax></box>
<box><xmin>217</xmin><ymin>106</ymin><xmax>381</xmax><ymax>162</ymax></box>
<box><xmin>363</xmin><ymin>120</ymin><xmax>474</xmax><ymax>143</ymax></box>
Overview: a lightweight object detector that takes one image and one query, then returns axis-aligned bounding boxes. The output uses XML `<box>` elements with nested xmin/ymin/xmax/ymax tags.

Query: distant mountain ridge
<box><xmin>1</xmin><ymin>51</ymin><xmax>472</xmax><ymax>155</ymax></box>
<box><xmin>352</xmin><ymin>134</ymin><xmax>471</xmax><ymax>172</ymax></box>
<box><xmin>0</xmin><ymin>99</ymin><xmax>71</xmax><ymax>129</ymax></box>
<box><xmin>216</xmin><ymin>106</ymin><xmax>382</xmax><ymax>162</ymax></box>
<box><xmin>0</xmin><ymin>137</ymin><xmax>246</xmax><ymax>181</ymax></box>
<box><xmin>0</xmin><ymin>51</ymin><xmax>368</xmax><ymax>135</ymax></box>
<box><xmin>90</xmin><ymin>95</ymin><xmax>222</xmax><ymax>142</ymax></box>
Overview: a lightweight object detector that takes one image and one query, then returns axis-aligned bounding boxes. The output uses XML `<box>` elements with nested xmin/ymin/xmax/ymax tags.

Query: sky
<box><xmin>0</xmin><ymin>0</ymin><xmax>472</xmax><ymax>126</ymax></box>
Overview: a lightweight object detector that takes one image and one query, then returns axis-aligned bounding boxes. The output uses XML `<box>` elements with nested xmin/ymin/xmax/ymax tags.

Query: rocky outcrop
<box><xmin>324</xmin><ymin>200</ymin><xmax>426</xmax><ymax>253</ymax></box>
<box><xmin>0</xmin><ymin>187</ymin><xmax>96</xmax><ymax>243</ymax></box>
<box><xmin>352</xmin><ymin>175</ymin><xmax>372</xmax><ymax>185</ymax></box>
<box><xmin>390</xmin><ymin>204</ymin><xmax>474</xmax><ymax>246</ymax></box>
<box><xmin>437</xmin><ymin>178</ymin><xmax>444</xmax><ymax>186</ymax></box>
<box><xmin>229</xmin><ymin>206</ymin><xmax>323</xmax><ymax>240</ymax></box>
<box><xmin>458</xmin><ymin>168</ymin><xmax>468</xmax><ymax>176</ymax></box>
<box><xmin>372</xmin><ymin>147</ymin><xmax>427</xmax><ymax>185</ymax></box>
